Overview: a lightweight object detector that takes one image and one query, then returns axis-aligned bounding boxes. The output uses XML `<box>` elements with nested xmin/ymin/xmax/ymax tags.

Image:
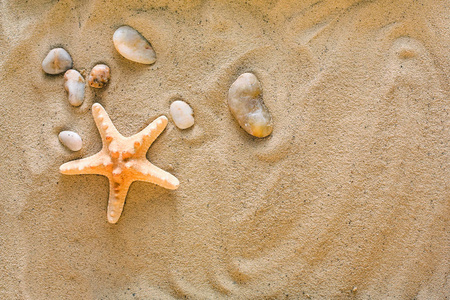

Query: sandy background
<box><xmin>1</xmin><ymin>0</ymin><xmax>449</xmax><ymax>298</ymax></box>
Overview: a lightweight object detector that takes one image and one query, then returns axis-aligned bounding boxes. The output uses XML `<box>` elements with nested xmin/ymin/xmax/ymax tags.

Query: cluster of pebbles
<box><xmin>42</xmin><ymin>47</ymin><xmax>111</xmax><ymax>152</ymax></box>
<box><xmin>42</xmin><ymin>48</ymin><xmax>111</xmax><ymax>106</ymax></box>
<box><xmin>49</xmin><ymin>25</ymin><xmax>272</xmax><ymax>152</ymax></box>
<box><xmin>46</xmin><ymin>26</ymin><xmax>195</xmax><ymax>152</ymax></box>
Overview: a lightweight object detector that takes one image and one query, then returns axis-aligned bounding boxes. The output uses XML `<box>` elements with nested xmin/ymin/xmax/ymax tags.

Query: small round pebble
<box><xmin>88</xmin><ymin>64</ymin><xmax>110</xmax><ymax>88</ymax></box>
<box><xmin>42</xmin><ymin>48</ymin><xmax>73</xmax><ymax>75</ymax></box>
<box><xmin>170</xmin><ymin>100</ymin><xmax>194</xmax><ymax>129</ymax></box>
<box><xmin>59</xmin><ymin>131</ymin><xmax>82</xmax><ymax>151</ymax></box>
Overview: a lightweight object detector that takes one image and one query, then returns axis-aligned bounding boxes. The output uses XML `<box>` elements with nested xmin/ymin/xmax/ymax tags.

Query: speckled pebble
<box><xmin>88</xmin><ymin>64</ymin><xmax>110</xmax><ymax>88</ymax></box>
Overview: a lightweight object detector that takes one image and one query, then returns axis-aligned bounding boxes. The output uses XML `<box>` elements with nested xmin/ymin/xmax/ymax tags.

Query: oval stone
<box><xmin>59</xmin><ymin>131</ymin><xmax>82</xmax><ymax>151</ymax></box>
<box><xmin>170</xmin><ymin>100</ymin><xmax>194</xmax><ymax>129</ymax></box>
<box><xmin>113</xmin><ymin>26</ymin><xmax>156</xmax><ymax>64</ymax></box>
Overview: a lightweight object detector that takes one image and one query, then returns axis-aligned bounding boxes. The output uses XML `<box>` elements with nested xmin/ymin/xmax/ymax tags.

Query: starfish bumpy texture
<box><xmin>60</xmin><ymin>103</ymin><xmax>179</xmax><ymax>223</ymax></box>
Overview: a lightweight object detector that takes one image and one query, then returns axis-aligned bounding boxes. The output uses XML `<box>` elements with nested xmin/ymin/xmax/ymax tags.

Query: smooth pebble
<box><xmin>59</xmin><ymin>131</ymin><xmax>82</xmax><ymax>151</ymax></box>
<box><xmin>170</xmin><ymin>100</ymin><xmax>194</xmax><ymax>129</ymax></box>
<box><xmin>42</xmin><ymin>48</ymin><xmax>73</xmax><ymax>74</ymax></box>
<box><xmin>228</xmin><ymin>73</ymin><xmax>273</xmax><ymax>138</ymax></box>
<box><xmin>64</xmin><ymin>69</ymin><xmax>85</xmax><ymax>106</ymax></box>
<box><xmin>113</xmin><ymin>26</ymin><xmax>156</xmax><ymax>64</ymax></box>
<box><xmin>88</xmin><ymin>64</ymin><xmax>110</xmax><ymax>88</ymax></box>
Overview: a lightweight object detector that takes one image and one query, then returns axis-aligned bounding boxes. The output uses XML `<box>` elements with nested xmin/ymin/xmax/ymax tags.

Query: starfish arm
<box><xmin>60</xmin><ymin>152</ymin><xmax>112</xmax><ymax>176</ymax></box>
<box><xmin>91</xmin><ymin>103</ymin><xmax>121</xmax><ymax>142</ymax></box>
<box><xmin>131</xmin><ymin>116</ymin><xmax>168</xmax><ymax>157</ymax></box>
<box><xmin>132</xmin><ymin>160</ymin><xmax>179</xmax><ymax>190</ymax></box>
<box><xmin>107</xmin><ymin>178</ymin><xmax>133</xmax><ymax>224</ymax></box>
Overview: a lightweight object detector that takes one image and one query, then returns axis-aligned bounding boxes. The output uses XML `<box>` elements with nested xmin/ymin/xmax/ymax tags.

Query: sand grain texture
<box><xmin>0</xmin><ymin>0</ymin><xmax>449</xmax><ymax>299</ymax></box>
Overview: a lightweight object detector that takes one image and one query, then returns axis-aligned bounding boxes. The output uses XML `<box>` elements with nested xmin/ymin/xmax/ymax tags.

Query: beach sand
<box><xmin>0</xmin><ymin>0</ymin><xmax>449</xmax><ymax>298</ymax></box>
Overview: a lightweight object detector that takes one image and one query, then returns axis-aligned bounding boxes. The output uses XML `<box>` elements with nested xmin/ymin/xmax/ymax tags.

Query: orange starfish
<box><xmin>60</xmin><ymin>103</ymin><xmax>179</xmax><ymax>223</ymax></box>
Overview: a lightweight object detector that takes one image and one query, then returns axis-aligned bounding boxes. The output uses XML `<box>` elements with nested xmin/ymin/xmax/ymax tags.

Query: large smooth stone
<box><xmin>42</xmin><ymin>48</ymin><xmax>73</xmax><ymax>75</ymax></box>
<box><xmin>113</xmin><ymin>26</ymin><xmax>156</xmax><ymax>64</ymax></box>
<box><xmin>228</xmin><ymin>73</ymin><xmax>273</xmax><ymax>138</ymax></box>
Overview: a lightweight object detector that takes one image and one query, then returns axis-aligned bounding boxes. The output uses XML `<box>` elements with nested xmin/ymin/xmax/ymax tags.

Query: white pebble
<box><xmin>170</xmin><ymin>100</ymin><xmax>194</xmax><ymax>129</ymax></box>
<box><xmin>42</xmin><ymin>48</ymin><xmax>73</xmax><ymax>74</ymax></box>
<box><xmin>113</xmin><ymin>26</ymin><xmax>156</xmax><ymax>64</ymax></box>
<box><xmin>228</xmin><ymin>73</ymin><xmax>273</xmax><ymax>138</ymax></box>
<box><xmin>64</xmin><ymin>69</ymin><xmax>85</xmax><ymax>106</ymax></box>
<box><xmin>58</xmin><ymin>131</ymin><xmax>82</xmax><ymax>151</ymax></box>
